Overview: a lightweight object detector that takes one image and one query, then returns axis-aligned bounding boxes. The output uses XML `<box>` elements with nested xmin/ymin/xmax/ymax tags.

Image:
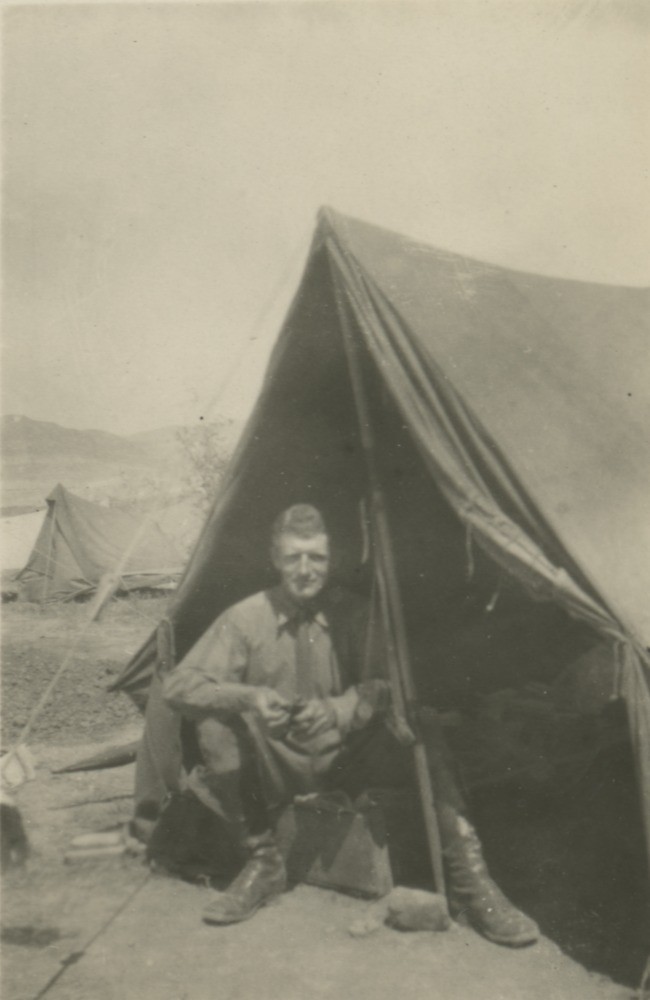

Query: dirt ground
<box><xmin>0</xmin><ymin>596</ymin><xmax>647</xmax><ymax>1000</ymax></box>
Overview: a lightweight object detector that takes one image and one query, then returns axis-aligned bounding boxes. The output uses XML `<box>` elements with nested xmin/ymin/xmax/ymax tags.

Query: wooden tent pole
<box><xmin>41</xmin><ymin>503</ymin><xmax>56</xmax><ymax>605</ymax></box>
<box><xmin>334</xmin><ymin>280</ymin><xmax>447</xmax><ymax>896</ymax></box>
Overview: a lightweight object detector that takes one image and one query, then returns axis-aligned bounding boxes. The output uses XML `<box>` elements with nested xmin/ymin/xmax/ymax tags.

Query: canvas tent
<box><xmin>112</xmin><ymin>208</ymin><xmax>650</xmax><ymax>876</ymax></box>
<box><xmin>17</xmin><ymin>484</ymin><xmax>185</xmax><ymax>602</ymax></box>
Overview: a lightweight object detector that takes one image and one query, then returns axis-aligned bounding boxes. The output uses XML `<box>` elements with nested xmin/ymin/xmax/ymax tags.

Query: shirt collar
<box><xmin>270</xmin><ymin>585</ymin><xmax>330</xmax><ymax>629</ymax></box>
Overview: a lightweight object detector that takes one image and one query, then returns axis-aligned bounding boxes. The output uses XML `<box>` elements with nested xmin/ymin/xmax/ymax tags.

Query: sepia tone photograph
<box><xmin>1</xmin><ymin>2</ymin><xmax>649</xmax><ymax>998</ymax></box>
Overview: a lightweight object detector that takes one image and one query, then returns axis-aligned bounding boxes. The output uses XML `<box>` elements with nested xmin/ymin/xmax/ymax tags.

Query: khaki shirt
<box><xmin>163</xmin><ymin>585</ymin><xmax>380</xmax><ymax>719</ymax></box>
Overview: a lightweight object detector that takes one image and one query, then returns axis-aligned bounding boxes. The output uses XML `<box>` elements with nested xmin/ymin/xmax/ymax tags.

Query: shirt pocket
<box><xmin>245</xmin><ymin>631</ymin><xmax>295</xmax><ymax>695</ymax></box>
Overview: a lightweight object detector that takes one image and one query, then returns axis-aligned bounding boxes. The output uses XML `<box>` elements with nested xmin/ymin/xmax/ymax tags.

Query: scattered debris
<box><xmin>64</xmin><ymin>844</ymin><xmax>126</xmax><ymax>864</ymax></box>
<box><xmin>384</xmin><ymin>888</ymin><xmax>451</xmax><ymax>933</ymax></box>
<box><xmin>0</xmin><ymin>789</ymin><xmax>30</xmax><ymax>870</ymax></box>
<box><xmin>347</xmin><ymin>914</ymin><xmax>383</xmax><ymax>938</ymax></box>
<box><xmin>64</xmin><ymin>827</ymin><xmax>146</xmax><ymax>863</ymax></box>
<box><xmin>1</xmin><ymin>744</ymin><xmax>36</xmax><ymax>789</ymax></box>
<box><xmin>52</xmin><ymin>739</ymin><xmax>139</xmax><ymax>774</ymax></box>
<box><xmin>69</xmin><ymin>831</ymin><xmax>124</xmax><ymax>850</ymax></box>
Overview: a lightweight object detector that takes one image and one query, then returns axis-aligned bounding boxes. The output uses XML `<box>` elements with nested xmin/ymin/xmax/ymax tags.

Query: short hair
<box><xmin>271</xmin><ymin>504</ymin><xmax>327</xmax><ymax>550</ymax></box>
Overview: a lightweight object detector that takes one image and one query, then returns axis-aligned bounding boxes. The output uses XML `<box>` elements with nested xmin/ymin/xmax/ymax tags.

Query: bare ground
<box><xmin>0</xmin><ymin>597</ymin><xmax>644</xmax><ymax>1000</ymax></box>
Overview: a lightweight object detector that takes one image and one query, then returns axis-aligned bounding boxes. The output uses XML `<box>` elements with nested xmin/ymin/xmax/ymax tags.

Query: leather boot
<box><xmin>445</xmin><ymin>816</ymin><xmax>539</xmax><ymax>947</ymax></box>
<box><xmin>202</xmin><ymin>831</ymin><xmax>287</xmax><ymax>925</ymax></box>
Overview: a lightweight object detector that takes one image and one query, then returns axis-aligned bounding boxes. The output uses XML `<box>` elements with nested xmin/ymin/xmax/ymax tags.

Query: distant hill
<box><xmin>1</xmin><ymin>415</ymin><xmax>242</xmax><ymax>512</ymax></box>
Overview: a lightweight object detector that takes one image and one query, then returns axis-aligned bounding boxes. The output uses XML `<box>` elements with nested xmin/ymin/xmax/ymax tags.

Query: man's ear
<box><xmin>270</xmin><ymin>542</ymin><xmax>283</xmax><ymax>573</ymax></box>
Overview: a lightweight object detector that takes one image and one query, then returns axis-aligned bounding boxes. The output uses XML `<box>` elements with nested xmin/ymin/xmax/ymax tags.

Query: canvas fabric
<box><xmin>113</xmin><ymin>209</ymin><xmax>650</xmax><ymax>873</ymax></box>
<box><xmin>17</xmin><ymin>484</ymin><xmax>183</xmax><ymax>602</ymax></box>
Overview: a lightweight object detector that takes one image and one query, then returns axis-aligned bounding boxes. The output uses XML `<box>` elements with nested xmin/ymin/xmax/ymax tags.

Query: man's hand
<box><xmin>290</xmin><ymin>698</ymin><xmax>337</xmax><ymax>739</ymax></box>
<box><xmin>249</xmin><ymin>688</ymin><xmax>292</xmax><ymax>736</ymax></box>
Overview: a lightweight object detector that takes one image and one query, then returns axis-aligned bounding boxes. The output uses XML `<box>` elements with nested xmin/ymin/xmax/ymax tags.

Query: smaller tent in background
<box><xmin>16</xmin><ymin>484</ymin><xmax>187</xmax><ymax>603</ymax></box>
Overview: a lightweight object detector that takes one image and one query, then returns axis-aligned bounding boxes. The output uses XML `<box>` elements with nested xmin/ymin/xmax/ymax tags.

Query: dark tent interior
<box><xmin>172</xmin><ymin>248</ymin><xmax>597</xmax><ymax>684</ymax></box>
<box><xmin>170</xmin><ymin>245</ymin><xmax>602</xmax><ymax>713</ymax></box>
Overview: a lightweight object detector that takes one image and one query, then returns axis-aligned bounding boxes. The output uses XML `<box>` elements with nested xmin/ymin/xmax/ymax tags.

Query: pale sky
<box><xmin>2</xmin><ymin>1</ymin><xmax>649</xmax><ymax>435</ymax></box>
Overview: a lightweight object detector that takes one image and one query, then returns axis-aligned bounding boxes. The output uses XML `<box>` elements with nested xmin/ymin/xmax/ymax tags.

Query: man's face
<box><xmin>273</xmin><ymin>532</ymin><xmax>330</xmax><ymax>604</ymax></box>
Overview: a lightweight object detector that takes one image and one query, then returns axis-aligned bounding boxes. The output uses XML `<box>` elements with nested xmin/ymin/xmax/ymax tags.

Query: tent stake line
<box><xmin>1</xmin><ymin>516</ymin><xmax>163</xmax><ymax>789</ymax></box>
<box><xmin>30</xmin><ymin>871</ymin><xmax>151</xmax><ymax>1000</ymax></box>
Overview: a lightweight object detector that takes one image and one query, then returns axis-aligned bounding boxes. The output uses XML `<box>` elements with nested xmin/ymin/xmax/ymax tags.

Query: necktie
<box><xmin>294</xmin><ymin>612</ymin><xmax>316</xmax><ymax>700</ymax></box>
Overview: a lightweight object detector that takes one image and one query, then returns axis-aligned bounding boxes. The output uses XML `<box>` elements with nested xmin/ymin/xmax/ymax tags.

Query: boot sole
<box><xmin>202</xmin><ymin>884</ymin><xmax>285</xmax><ymax>926</ymax></box>
<box><xmin>451</xmin><ymin>907</ymin><xmax>539</xmax><ymax>948</ymax></box>
<box><xmin>480</xmin><ymin>927</ymin><xmax>539</xmax><ymax>948</ymax></box>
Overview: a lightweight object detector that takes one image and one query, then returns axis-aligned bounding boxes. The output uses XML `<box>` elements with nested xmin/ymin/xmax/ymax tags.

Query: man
<box><xmin>163</xmin><ymin>504</ymin><xmax>538</xmax><ymax>946</ymax></box>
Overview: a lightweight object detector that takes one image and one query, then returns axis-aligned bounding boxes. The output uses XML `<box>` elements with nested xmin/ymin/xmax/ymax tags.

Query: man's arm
<box><xmin>162</xmin><ymin>609</ymin><xmax>292</xmax><ymax>733</ymax></box>
<box><xmin>162</xmin><ymin>610</ymin><xmax>251</xmax><ymax>713</ymax></box>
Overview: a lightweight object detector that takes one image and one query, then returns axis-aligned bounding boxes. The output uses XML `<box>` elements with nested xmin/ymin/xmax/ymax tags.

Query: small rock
<box><xmin>384</xmin><ymin>887</ymin><xmax>451</xmax><ymax>933</ymax></box>
<box><xmin>347</xmin><ymin>915</ymin><xmax>383</xmax><ymax>938</ymax></box>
